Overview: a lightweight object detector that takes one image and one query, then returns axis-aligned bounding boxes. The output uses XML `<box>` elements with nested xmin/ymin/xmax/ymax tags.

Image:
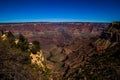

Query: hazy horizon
<box><xmin>0</xmin><ymin>20</ymin><xmax>118</xmax><ymax>23</ymax></box>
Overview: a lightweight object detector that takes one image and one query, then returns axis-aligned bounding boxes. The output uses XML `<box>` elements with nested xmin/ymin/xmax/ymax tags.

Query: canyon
<box><xmin>1</xmin><ymin>22</ymin><xmax>120</xmax><ymax>80</ymax></box>
<box><xmin>0</xmin><ymin>22</ymin><xmax>109</xmax><ymax>68</ymax></box>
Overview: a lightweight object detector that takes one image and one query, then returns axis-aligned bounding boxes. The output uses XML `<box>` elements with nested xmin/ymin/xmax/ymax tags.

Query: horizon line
<box><xmin>0</xmin><ymin>21</ymin><xmax>112</xmax><ymax>24</ymax></box>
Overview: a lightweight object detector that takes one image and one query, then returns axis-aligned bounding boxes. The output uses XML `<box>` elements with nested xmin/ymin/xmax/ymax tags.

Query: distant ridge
<box><xmin>0</xmin><ymin>22</ymin><xmax>110</xmax><ymax>25</ymax></box>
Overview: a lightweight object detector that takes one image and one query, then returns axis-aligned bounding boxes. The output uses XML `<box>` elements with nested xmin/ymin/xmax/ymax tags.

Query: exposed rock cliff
<box><xmin>50</xmin><ymin>22</ymin><xmax>120</xmax><ymax>80</ymax></box>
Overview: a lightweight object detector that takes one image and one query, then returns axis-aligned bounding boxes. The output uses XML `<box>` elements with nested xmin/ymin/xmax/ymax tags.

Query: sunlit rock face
<box><xmin>30</xmin><ymin>50</ymin><xmax>45</xmax><ymax>68</ymax></box>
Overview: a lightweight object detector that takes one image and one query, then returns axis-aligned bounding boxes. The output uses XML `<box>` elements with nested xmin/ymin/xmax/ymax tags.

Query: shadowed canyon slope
<box><xmin>59</xmin><ymin>22</ymin><xmax>120</xmax><ymax>80</ymax></box>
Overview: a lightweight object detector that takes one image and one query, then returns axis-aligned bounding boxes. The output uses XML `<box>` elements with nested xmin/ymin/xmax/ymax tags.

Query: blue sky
<box><xmin>0</xmin><ymin>0</ymin><xmax>120</xmax><ymax>23</ymax></box>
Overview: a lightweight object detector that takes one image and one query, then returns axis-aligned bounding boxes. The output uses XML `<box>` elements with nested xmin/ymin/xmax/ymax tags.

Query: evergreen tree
<box><xmin>31</xmin><ymin>41</ymin><xmax>40</xmax><ymax>54</ymax></box>
<box><xmin>6</xmin><ymin>31</ymin><xmax>15</xmax><ymax>47</ymax></box>
<box><xmin>17</xmin><ymin>34</ymin><xmax>29</xmax><ymax>52</ymax></box>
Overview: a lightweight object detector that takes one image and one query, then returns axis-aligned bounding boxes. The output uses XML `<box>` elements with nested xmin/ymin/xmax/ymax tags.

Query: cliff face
<box><xmin>94</xmin><ymin>22</ymin><xmax>120</xmax><ymax>52</ymax></box>
<box><xmin>56</xmin><ymin>22</ymin><xmax>120</xmax><ymax>80</ymax></box>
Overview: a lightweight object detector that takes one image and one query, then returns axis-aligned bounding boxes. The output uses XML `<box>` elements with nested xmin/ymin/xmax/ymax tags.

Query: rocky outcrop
<box><xmin>94</xmin><ymin>22</ymin><xmax>120</xmax><ymax>52</ymax></box>
<box><xmin>0</xmin><ymin>30</ymin><xmax>51</xmax><ymax>80</ymax></box>
<box><xmin>30</xmin><ymin>50</ymin><xmax>46</xmax><ymax>69</ymax></box>
<box><xmin>52</xmin><ymin>22</ymin><xmax>120</xmax><ymax>80</ymax></box>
